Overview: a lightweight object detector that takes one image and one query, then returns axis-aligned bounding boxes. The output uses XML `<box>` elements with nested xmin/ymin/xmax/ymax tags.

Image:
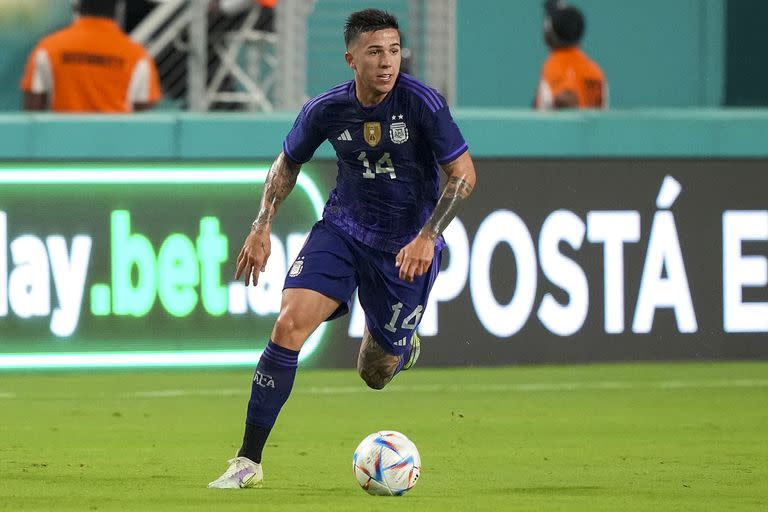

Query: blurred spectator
<box><xmin>20</xmin><ymin>0</ymin><xmax>161</xmax><ymax>113</ymax></box>
<box><xmin>534</xmin><ymin>0</ymin><xmax>607</xmax><ymax>110</ymax></box>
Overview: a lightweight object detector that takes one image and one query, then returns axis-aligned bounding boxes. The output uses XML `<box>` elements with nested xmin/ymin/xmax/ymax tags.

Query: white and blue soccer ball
<box><xmin>353</xmin><ymin>430</ymin><xmax>421</xmax><ymax>496</ymax></box>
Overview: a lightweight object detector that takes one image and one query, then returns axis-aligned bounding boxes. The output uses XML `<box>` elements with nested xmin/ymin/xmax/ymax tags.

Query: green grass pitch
<box><xmin>1</xmin><ymin>361</ymin><xmax>767</xmax><ymax>511</ymax></box>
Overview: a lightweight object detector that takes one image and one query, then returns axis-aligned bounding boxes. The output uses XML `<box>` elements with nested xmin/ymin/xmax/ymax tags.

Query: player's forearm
<box><xmin>252</xmin><ymin>152</ymin><xmax>301</xmax><ymax>231</ymax></box>
<box><xmin>419</xmin><ymin>153</ymin><xmax>476</xmax><ymax>241</ymax></box>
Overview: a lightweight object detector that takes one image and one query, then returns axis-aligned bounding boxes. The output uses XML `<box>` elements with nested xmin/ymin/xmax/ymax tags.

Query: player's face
<box><xmin>346</xmin><ymin>28</ymin><xmax>401</xmax><ymax>106</ymax></box>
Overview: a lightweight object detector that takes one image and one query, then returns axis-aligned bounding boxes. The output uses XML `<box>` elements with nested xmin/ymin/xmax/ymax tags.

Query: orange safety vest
<box><xmin>535</xmin><ymin>47</ymin><xmax>607</xmax><ymax>110</ymax></box>
<box><xmin>21</xmin><ymin>16</ymin><xmax>162</xmax><ymax>113</ymax></box>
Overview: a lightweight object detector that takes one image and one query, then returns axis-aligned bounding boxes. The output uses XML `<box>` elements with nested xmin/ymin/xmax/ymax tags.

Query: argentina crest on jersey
<box><xmin>389</xmin><ymin>116</ymin><xmax>409</xmax><ymax>144</ymax></box>
<box><xmin>288</xmin><ymin>257</ymin><xmax>304</xmax><ymax>277</ymax></box>
<box><xmin>389</xmin><ymin>122</ymin><xmax>409</xmax><ymax>144</ymax></box>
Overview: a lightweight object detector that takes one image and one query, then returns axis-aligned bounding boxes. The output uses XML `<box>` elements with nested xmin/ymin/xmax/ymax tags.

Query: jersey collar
<box><xmin>350</xmin><ymin>75</ymin><xmax>399</xmax><ymax>115</ymax></box>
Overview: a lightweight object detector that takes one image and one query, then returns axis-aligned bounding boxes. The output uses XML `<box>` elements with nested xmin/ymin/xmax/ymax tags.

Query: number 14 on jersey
<box><xmin>358</xmin><ymin>151</ymin><xmax>396</xmax><ymax>179</ymax></box>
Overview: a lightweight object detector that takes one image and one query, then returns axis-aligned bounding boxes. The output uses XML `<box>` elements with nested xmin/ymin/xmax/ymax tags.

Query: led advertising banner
<box><xmin>404</xmin><ymin>159</ymin><xmax>767</xmax><ymax>366</ymax></box>
<box><xmin>0</xmin><ymin>160</ymin><xmax>766</xmax><ymax>370</ymax></box>
<box><xmin>0</xmin><ymin>163</ymin><xmax>329</xmax><ymax>369</ymax></box>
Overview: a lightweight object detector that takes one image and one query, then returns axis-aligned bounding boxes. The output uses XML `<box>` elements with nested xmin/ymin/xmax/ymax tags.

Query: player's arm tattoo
<box><xmin>357</xmin><ymin>331</ymin><xmax>401</xmax><ymax>390</ymax></box>
<box><xmin>252</xmin><ymin>152</ymin><xmax>301</xmax><ymax>232</ymax></box>
<box><xmin>420</xmin><ymin>155</ymin><xmax>476</xmax><ymax>241</ymax></box>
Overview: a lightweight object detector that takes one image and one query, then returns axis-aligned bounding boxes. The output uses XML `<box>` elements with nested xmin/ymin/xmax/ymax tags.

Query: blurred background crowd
<box><xmin>2</xmin><ymin>0</ymin><xmax>766</xmax><ymax>114</ymax></box>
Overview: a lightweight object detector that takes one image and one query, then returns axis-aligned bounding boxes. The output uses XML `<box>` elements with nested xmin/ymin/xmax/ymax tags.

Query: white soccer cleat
<box><xmin>402</xmin><ymin>332</ymin><xmax>421</xmax><ymax>371</ymax></box>
<box><xmin>207</xmin><ymin>457</ymin><xmax>263</xmax><ymax>489</ymax></box>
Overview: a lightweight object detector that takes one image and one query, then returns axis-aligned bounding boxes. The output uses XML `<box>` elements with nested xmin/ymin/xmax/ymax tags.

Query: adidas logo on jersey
<box><xmin>336</xmin><ymin>129</ymin><xmax>352</xmax><ymax>141</ymax></box>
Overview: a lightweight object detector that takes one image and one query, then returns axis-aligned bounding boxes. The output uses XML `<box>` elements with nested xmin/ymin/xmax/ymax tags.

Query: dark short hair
<box><xmin>550</xmin><ymin>6</ymin><xmax>585</xmax><ymax>45</ymax></box>
<box><xmin>79</xmin><ymin>0</ymin><xmax>118</xmax><ymax>18</ymax></box>
<box><xmin>344</xmin><ymin>9</ymin><xmax>400</xmax><ymax>48</ymax></box>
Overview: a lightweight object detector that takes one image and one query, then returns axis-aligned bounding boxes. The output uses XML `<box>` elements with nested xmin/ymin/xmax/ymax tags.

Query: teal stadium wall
<box><xmin>0</xmin><ymin>0</ymin><xmax>726</xmax><ymax>109</ymax></box>
<box><xmin>0</xmin><ymin>1</ymin><xmax>71</xmax><ymax>111</ymax></box>
<box><xmin>0</xmin><ymin>110</ymin><xmax>766</xmax><ymax>159</ymax></box>
<box><xmin>456</xmin><ymin>0</ymin><xmax>724</xmax><ymax>108</ymax></box>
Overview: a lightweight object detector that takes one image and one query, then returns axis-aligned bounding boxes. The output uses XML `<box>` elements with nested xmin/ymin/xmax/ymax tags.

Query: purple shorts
<box><xmin>284</xmin><ymin>220</ymin><xmax>442</xmax><ymax>356</ymax></box>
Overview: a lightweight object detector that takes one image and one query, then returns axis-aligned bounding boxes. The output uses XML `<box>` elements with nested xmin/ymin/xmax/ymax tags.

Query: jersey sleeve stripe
<box><xmin>303</xmin><ymin>82</ymin><xmax>351</xmax><ymax>115</ymax></box>
<box><xmin>436</xmin><ymin>143</ymin><xmax>468</xmax><ymax>165</ymax></box>
<box><xmin>304</xmin><ymin>83</ymin><xmax>347</xmax><ymax>109</ymax></box>
<box><xmin>304</xmin><ymin>90</ymin><xmax>348</xmax><ymax>116</ymax></box>
<box><xmin>400</xmin><ymin>74</ymin><xmax>445</xmax><ymax>110</ymax></box>
<box><xmin>401</xmin><ymin>84</ymin><xmax>440</xmax><ymax>113</ymax></box>
<box><xmin>303</xmin><ymin>90</ymin><xmax>338</xmax><ymax>114</ymax></box>
<box><xmin>403</xmin><ymin>75</ymin><xmax>443</xmax><ymax>107</ymax></box>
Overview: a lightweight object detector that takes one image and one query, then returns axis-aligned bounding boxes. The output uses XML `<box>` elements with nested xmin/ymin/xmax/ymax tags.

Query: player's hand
<box><xmin>235</xmin><ymin>227</ymin><xmax>271</xmax><ymax>286</ymax></box>
<box><xmin>395</xmin><ymin>233</ymin><xmax>435</xmax><ymax>282</ymax></box>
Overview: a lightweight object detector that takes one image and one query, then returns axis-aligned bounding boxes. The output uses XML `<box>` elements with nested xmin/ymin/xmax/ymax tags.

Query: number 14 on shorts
<box><xmin>384</xmin><ymin>302</ymin><xmax>423</xmax><ymax>334</ymax></box>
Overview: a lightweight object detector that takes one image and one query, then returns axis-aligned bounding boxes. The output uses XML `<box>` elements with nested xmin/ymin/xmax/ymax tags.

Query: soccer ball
<box><xmin>352</xmin><ymin>430</ymin><xmax>421</xmax><ymax>496</ymax></box>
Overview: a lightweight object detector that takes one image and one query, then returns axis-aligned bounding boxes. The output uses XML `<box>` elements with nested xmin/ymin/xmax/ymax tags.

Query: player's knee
<box><xmin>271</xmin><ymin>313</ymin><xmax>303</xmax><ymax>351</ymax></box>
<box><xmin>272</xmin><ymin>313</ymin><xmax>296</xmax><ymax>338</ymax></box>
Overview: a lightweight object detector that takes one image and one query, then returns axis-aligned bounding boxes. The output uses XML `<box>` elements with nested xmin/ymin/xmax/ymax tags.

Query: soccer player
<box><xmin>208</xmin><ymin>8</ymin><xmax>476</xmax><ymax>489</ymax></box>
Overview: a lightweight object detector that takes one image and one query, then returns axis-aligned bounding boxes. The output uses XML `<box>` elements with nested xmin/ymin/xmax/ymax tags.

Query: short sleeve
<box><xmin>282</xmin><ymin>104</ymin><xmax>326</xmax><ymax>164</ymax></box>
<box><xmin>20</xmin><ymin>46</ymin><xmax>52</xmax><ymax>94</ymax></box>
<box><xmin>127</xmin><ymin>55</ymin><xmax>163</xmax><ymax>105</ymax></box>
<box><xmin>422</xmin><ymin>101</ymin><xmax>468</xmax><ymax>165</ymax></box>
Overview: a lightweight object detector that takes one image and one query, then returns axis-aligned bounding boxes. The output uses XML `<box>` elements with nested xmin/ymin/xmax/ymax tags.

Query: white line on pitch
<box><xmin>0</xmin><ymin>392</ymin><xmax>17</xmax><ymax>399</ymax></box>
<box><xmin>123</xmin><ymin>379</ymin><xmax>768</xmax><ymax>399</ymax></box>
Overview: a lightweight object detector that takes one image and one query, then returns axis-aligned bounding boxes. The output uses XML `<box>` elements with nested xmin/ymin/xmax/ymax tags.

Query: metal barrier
<box><xmin>130</xmin><ymin>0</ymin><xmax>313</xmax><ymax>111</ymax></box>
<box><xmin>128</xmin><ymin>0</ymin><xmax>458</xmax><ymax>111</ymax></box>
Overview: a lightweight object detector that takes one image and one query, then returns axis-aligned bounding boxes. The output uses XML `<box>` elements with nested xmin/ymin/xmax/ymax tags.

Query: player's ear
<box><xmin>345</xmin><ymin>51</ymin><xmax>355</xmax><ymax>69</ymax></box>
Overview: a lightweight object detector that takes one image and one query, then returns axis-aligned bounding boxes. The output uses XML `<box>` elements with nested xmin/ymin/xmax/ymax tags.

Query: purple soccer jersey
<box><xmin>283</xmin><ymin>73</ymin><xmax>468</xmax><ymax>254</ymax></box>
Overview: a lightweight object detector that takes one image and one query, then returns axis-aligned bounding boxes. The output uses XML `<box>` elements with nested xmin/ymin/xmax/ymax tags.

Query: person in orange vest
<box><xmin>20</xmin><ymin>0</ymin><xmax>162</xmax><ymax>113</ymax></box>
<box><xmin>534</xmin><ymin>0</ymin><xmax>607</xmax><ymax>110</ymax></box>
